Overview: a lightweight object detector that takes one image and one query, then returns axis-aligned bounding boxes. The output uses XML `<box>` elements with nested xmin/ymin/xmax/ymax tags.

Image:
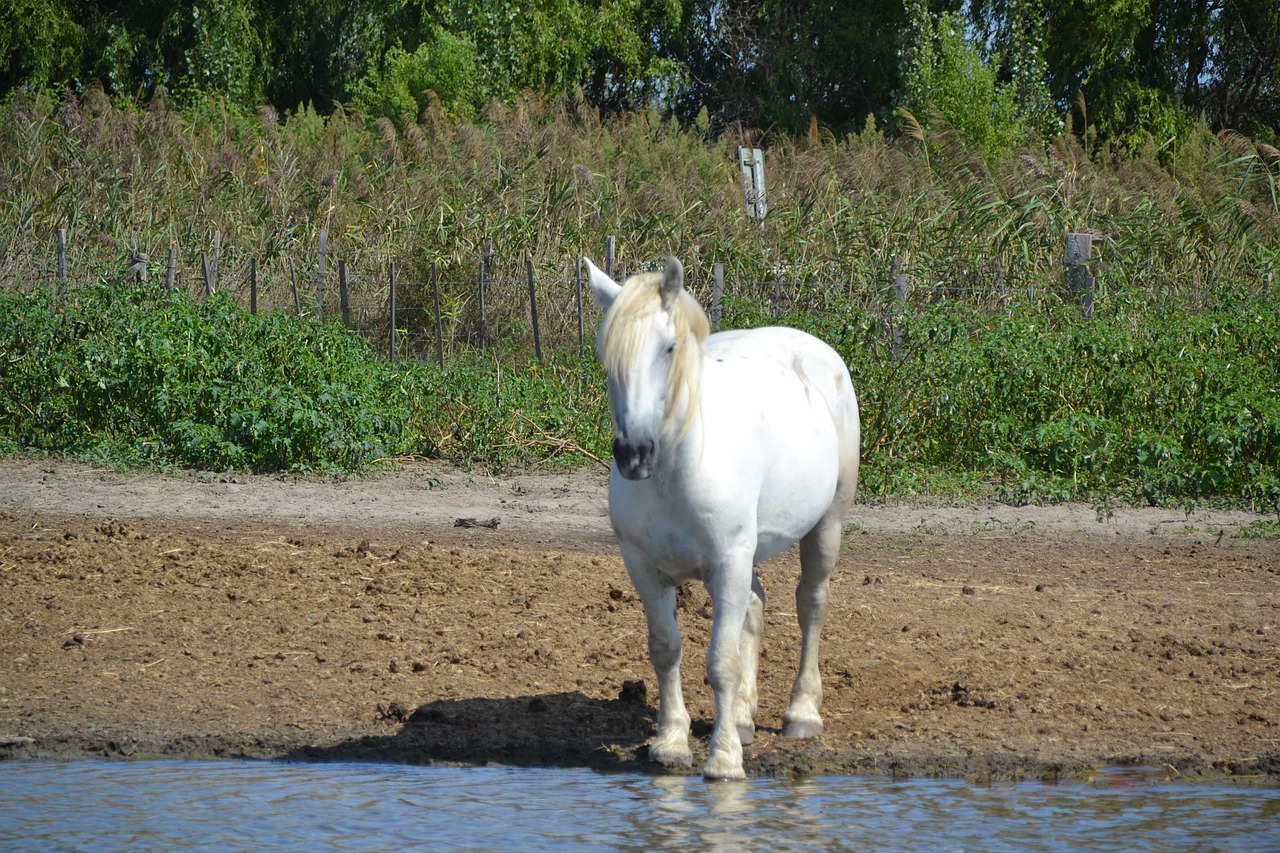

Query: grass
<box><xmin>1</xmin><ymin>88</ymin><xmax>1275</xmax><ymax>322</ymax></box>
<box><xmin>1235</xmin><ymin>519</ymin><xmax>1280</xmax><ymax>540</ymax></box>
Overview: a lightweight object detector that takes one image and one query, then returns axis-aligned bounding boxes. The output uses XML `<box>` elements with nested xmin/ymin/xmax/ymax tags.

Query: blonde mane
<box><xmin>598</xmin><ymin>270</ymin><xmax>711</xmax><ymax>441</ymax></box>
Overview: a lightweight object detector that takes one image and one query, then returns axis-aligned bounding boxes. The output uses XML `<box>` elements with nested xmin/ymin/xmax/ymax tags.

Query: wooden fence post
<box><xmin>250</xmin><ymin>257</ymin><xmax>258</xmax><ymax>313</ymax></box>
<box><xmin>56</xmin><ymin>228</ymin><xmax>67</xmax><ymax>298</ymax></box>
<box><xmin>129</xmin><ymin>251</ymin><xmax>148</xmax><ymax>284</ymax></box>
<box><xmin>1065</xmin><ymin>232</ymin><xmax>1094</xmax><ymax>319</ymax></box>
<box><xmin>165</xmin><ymin>246</ymin><xmax>176</xmax><ymax>290</ymax></box>
<box><xmin>388</xmin><ymin>261</ymin><xmax>398</xmax><ymax>362</ymax></box>
<box><xmin>772</xmin><ymin>268</ymin><xmax>783</xmax><ymax>316</ymax></box>
<box><xmin>605</xmin><ymin>235</ymin><xmax>615</xmax><ymax>279</ymax></box>
<box><xmin>201</xmin><ymin>252</ymin><xmax>213</xmax><ymax>296</ymax></box>
<box><xmin>338</xmin><ymin>259</ymin><xmax>350</xmax><ymax>325</ymax></box>
<box><xmin>712</xmin><ymin>263</ymin><xmax>724</xmax><ymax>330</ymax></box>
<box><xmin>208</xmin><ymin>231</ymin><xmax>221</xmax><ymax>294</ymax></box>
<box><xmin>289</xmin><ymin>257</ymin><xmax>301</xmax><ymax>314</ymax></box>
<box><xmin>479</xmin><ymin>237</ymin><xmax>492</xmax><ymax>349</ymax></box>
<box><xmin>316</xmin><ymin>228</ymin><xmax>327</xmax><ymax>320</ymax></box>
<box><xmin>890</xmin><ymin>253</ymin><xmax>907</xmax><ymax>363</ymax></box>
<box><xmin>526</xmin><ymin>254</ymin><xmax>542</xmax><ymax>361</ymax></box>
<box><xmin>431</xmin><ymin>261</ymin><xmax>444</xmax><ymax>369</ymax></box>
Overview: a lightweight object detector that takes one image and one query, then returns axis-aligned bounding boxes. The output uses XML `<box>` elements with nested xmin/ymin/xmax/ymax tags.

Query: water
<box><xmin>0</xmin><ymin>760</ymin><xmax>1276</xmax><ymax>852</ymax></box>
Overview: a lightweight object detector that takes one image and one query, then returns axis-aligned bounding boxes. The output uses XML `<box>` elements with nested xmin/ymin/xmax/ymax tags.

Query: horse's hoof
<box><xmin>648</xmin><ymin>739</ymin><xmax>693</xmax><ymax>769</ymax></box>
<box><xmin>781</xmin><ymin>717</ymin><xmax>824</xmax><ymax>739</ymax></box>
<box><xmin>703</xmin><ymin>755</ymin><xmax>747</xmax><ymax>782</ymax></box>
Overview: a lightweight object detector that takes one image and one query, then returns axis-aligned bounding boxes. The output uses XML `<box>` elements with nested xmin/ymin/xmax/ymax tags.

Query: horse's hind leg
<box><xmin>734</xmin><ymin>572</ymin><xmax>765</xmax><ymax>745</ymax></box>
<box><xmin>783</xmin><ymin>511</ymin><xmax>841</xmax><ymax>738</ymax></box>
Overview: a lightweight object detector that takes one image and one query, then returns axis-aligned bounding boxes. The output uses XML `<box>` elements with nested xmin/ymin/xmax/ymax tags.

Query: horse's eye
<box><xmin>665</xmin><ymin>343</ymin><xmax>676</xmax><ymax>356</ymax></box>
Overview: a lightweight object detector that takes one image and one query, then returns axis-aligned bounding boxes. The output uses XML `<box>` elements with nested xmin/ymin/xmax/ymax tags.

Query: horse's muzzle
<box><xmin>613</xmin><ymin>436</ymin><xmax>655</xmax><ymax>480</ymax></box>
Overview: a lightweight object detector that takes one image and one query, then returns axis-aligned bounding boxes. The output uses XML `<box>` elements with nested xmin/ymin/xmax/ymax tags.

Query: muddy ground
<box><xmin>1</xmin><ymin>457</ymin><xmax>1277</xmax><ymax>785</ymax></box>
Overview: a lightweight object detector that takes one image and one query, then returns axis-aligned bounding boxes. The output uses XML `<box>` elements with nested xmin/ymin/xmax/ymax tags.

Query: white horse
<box><xmin>585</xmin><ymin>255</ymin><xmax>860</xmax><ymax>781</ymax></box>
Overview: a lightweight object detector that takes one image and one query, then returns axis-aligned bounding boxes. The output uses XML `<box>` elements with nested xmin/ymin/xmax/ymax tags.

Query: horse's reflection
<box><xmin>635</xmin><ymin>772</ymin><xmax>827</xmax><ymax>850</ymax></box>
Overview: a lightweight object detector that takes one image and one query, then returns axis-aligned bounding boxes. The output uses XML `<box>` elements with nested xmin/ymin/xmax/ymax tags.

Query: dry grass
<box><xmin>1</xmin><ymin>87</ymin><xmax>1276</xmax><ymax>337</ymax></box>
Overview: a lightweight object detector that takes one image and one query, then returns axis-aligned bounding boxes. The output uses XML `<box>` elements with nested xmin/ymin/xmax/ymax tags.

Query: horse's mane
<box><xmin>598</xmin><ymin>270</ymin><xmax>710</xmax><ymax>441</ymax></box>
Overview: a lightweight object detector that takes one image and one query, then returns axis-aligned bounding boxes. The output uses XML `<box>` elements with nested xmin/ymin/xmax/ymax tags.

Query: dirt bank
<box><xmin>1</xmin><ymin>458</ymin><xmax>1276</xmax><ymax>784</ymax></box>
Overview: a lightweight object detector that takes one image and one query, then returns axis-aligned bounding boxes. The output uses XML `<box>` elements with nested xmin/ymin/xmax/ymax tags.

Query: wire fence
<box><xmin>4</xmin><ymin>228</ymin><xmax>1274</xmax><ymax>365</ymax></box>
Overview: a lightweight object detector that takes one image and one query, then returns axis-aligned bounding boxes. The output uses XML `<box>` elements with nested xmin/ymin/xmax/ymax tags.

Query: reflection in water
<box><xmin>0</xmin><ymin>760</ymin><xmax>1276</xmax><ymax>852</ymax></box>
<box><xmin>640</xmin><ymin>773</ymin><xmax>825</xmax><ymax>851</ymax></box>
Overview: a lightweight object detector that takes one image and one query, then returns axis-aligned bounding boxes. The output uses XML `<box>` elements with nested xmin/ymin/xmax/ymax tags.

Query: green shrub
<box><xmin>0</xmin><ymin>280</ymin><xmax>413</xmax><ymax>472</ymax></box>
<box><xmin>803</xmin><ymin>297</ymin><xmax>1280</xmax><ymax>510</ymax></box>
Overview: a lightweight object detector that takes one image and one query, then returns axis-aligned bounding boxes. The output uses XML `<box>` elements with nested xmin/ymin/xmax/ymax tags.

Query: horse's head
<box><xmin>585</xmin><ymin>256</ymin><xmax>709</xmax><ymax>480</ymax></box>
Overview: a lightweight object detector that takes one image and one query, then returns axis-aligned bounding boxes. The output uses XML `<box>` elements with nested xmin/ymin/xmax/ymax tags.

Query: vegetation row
<box><xmin>2</xmin><ymin>277</ymin><xmax>1276</xmax><ymax>515</ymax></box>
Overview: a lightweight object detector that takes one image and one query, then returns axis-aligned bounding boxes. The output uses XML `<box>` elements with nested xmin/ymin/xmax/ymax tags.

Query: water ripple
<box><xmin>0</xmin><ymin>760</ymin><xmax>1275</xmax><ymax>852</ymax></box>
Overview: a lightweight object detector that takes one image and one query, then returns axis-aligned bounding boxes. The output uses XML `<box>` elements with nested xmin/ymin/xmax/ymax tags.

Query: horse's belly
<box><xmin>753</xmin><ymin>452</ymin><xmax>840</xmax><ymax>561</ymax></box>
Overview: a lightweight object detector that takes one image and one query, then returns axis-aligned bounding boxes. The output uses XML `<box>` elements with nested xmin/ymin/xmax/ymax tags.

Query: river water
<box><xmin>1</xmin><ymin>760</ymin><xmax>1276</xmax><ymax>852</ymax></box>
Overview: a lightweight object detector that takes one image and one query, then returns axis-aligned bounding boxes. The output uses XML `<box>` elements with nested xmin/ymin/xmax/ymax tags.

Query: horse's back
<box><xmin>705</xmin><ymin>326</ymin><xmax>858</xmax><ymax>443</ymax></box>
<box><xmin>701</xmin><ymin>326</ymin><xmax>860</xmax><ymax>558</ymax></box>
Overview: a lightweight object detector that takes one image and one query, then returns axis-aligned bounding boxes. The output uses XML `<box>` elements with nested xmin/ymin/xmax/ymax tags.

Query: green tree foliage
<box><xmin>67</xmin><ymin>0</ymin><xmax>270</xmax><ymax>109</ymax></box>
<box><xmin>258</xmin><ymin>0</ymin><xmax>392</xmax><ymax>112</ymax></box>
<box><xmin>899</xmin><ymin>2</ymin><xmax>1022</xmax><ymax>160</ymax></box>
<box><xmin>670</xmin><ymin>0</ymin><xmax>907</xmax><ymax>135</ymax></box>
<box><xmin>1039</xmin><ymin>0</ymin><xmax>1279</xmax><ymax>145</ymax></box>
<box><xmin>0</xmin><ymin>0</ymin><xmax>1276</xmax><ymax>165</ymax></box>
<box><xmin>0</xmin><ymin>0</ymin><xmax>81</xmax><ymax>93</ymax></box>
<box><xmin>173</xmin><ymin>0</ymin><xmax>268</xmax><ymax>106</ymax></box>
<box><xmin>972</xmin><ymin>0</ymin><xmax>1060</xmax><ymax>139</ymax></box>
<box><xmin>580</xmin><ymin>0</ymin><xmax>687</xmax><ymax>111</ymax></box>
<box><xmin>437</xmin><ymin>0</ymin><xmax>683</xmax><ymax>112</ymax></box>
<box><xmin>349</xmin><ymin>25</ymin><xmax>478</xmax><ymax>123</ymax></box>
<box><xmin>1207</xmin><ymin>0</ymin><xmax>1280</xmax><ymax>136</ymax></box>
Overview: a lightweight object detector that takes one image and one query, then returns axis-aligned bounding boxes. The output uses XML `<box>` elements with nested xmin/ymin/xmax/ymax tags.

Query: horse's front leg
<box><xmin>623</xmin><ymin>551</ymin><xmax>692</xmax><ymax>769</ymax></box>
<box><xmin>703</xmin><ymin>553</ymin><xmax>755</xmax><ymax>781</ymax></box>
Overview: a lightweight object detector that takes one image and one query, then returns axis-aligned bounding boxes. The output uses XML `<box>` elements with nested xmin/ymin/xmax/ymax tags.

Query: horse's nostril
<box><xmin>613</xmin><ymin>437</ymin><xmax>652</xmax><ymax>461</ymax></box>
<box><xmin>613</xmin><ymin>437</ymin><xmax>656</xmax><ymax>479</ymax></box>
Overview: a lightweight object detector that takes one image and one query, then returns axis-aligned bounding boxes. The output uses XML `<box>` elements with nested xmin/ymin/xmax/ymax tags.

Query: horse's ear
<box><xmin>659</xmin><ymin>256</ymin><xmax>684</xmax><ymax>309</ymax></box>
<box><xmin>583</xmin><ymin>257</ymin><xmax>620</xmax><ymax>311</ymax></box>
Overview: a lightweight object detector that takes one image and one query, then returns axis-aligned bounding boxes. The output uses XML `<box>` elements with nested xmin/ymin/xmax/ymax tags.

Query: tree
<box><xmin>442</xmin><ymin>0</ymin><xmax>683</xmax><ymax>110</ymax></box>
<box><xmin>582</xmin><ymin>0</ymin><xmax>686</xmax><ymax>112</ymax></box>
<box><xmin>670</xmin><ymin>0</ymin><xmax>909</xmax><ymax>135</ymax></box>
<box><xmin>966</xmin><ymin>0</ymin><xmax>1060</xmax><ymax>139</ymax></box>
<box><xmin>54</xmin><ymin>0</ymin><xmax>269</xmax><ymax>109</ymax></box>
<box><xmin>171</xmin><ymin>0</ymin><xmax>268</xmax><ymax>106</ymax></box>
<box><xmin>349</xmin><ymin>25</ymin><xmax>478</xmax><ymax>123</ymax></box>
<box><xmin>899</xmin><ymin>0</ymin><xmax>1021</xmax><ymax>159</ymax></box>
<box><xmin>1206</xmin><ymin>0</ymin><xmax>1279</xmax><ymax>136</ymax></box>
<box><xmin>259</xmin><ymin>0</ymin><xmax>394</xmax><ymax>112</ymax></box>
<box><xmin>1038</xmin><ymin>0</ymin><xmax>1277</xmax><ymax>145</ymax></box>
<box><xmin>0</xmin><ymin>0</ymin><xmax>81</xmax><ymax>93</ymax></box>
